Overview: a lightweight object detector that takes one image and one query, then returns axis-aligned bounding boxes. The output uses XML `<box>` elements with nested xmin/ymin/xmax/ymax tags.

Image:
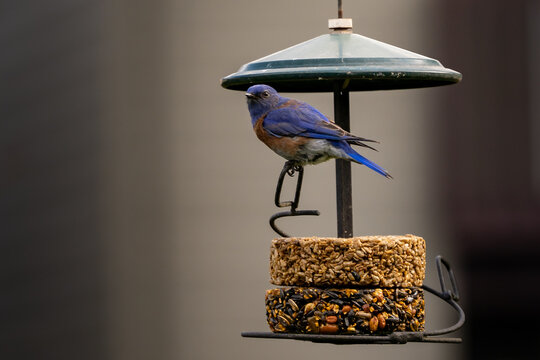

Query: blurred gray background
<box><xmin>2</xmin><ymin>0</ymin><xmax>539</xmax><ymax>359</ymax></box>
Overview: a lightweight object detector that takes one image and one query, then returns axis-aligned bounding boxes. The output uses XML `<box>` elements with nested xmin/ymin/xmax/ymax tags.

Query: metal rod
<box><xmin>241</xmin><ymin>331</ymin><xmax>462</xmax><ymax>344</ymax></box>
<box><xmin>334</xmin><ymin>85</ymin><xmax>353</xmax><ymax>238</ymax></box>
<box><xmin>338</xmin><ymin>0</ymin><xmax>343</xmax><ymax>18</ymax></box>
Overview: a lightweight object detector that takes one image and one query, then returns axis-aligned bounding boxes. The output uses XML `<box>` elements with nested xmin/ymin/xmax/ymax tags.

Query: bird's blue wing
<box><xmin>263</xmin><ymin>100</ymin><xmax>353</xmax><ymax>140</ymax></box>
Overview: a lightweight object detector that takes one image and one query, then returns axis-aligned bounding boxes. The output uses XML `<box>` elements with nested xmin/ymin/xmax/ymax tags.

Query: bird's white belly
<box><xmin>298</xmin><ymin>139</ymin><xmax>345</xmax><ymax>165</ymax></box>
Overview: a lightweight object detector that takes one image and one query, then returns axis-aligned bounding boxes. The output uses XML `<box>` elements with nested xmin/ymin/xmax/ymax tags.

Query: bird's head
<box><xmin>245</xmin><ymin>84</ymin><xmax>281</xmax><ymax>122</ymax></box>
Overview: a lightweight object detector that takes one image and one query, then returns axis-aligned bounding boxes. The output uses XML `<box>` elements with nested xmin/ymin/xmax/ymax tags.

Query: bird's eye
<box><xmin>262</xmin><ymin>90</ymin><xmax>270</xmax><ymax>97</ymax></box>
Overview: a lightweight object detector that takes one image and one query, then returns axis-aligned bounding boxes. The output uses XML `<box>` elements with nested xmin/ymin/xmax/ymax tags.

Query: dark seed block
<box><xmin>265</xmin><ymin>287</ymin><xmax>425</xmax><ymax>334</ymax></box>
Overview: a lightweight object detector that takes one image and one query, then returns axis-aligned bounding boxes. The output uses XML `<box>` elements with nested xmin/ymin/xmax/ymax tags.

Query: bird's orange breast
<box><xmin>253</xmin><ymin>115</ymin><xmax>308</xmax><ymax>160</ymax></box>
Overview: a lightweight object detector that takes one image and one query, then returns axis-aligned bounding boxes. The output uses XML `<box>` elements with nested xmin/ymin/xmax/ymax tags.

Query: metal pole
<box><xmin>334</xmin><ymin>86</ymin><xmax>353</xmax><ymax>238</ymax></box>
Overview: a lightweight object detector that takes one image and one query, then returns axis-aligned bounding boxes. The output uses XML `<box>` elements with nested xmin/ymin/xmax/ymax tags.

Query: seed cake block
<box><xmin>270</xmin><ymin>235</ymin><xmax>426</xmax><ymax>287</ymax></box>
<box><xmin>266</xmin><ymin>287</ymin><xmax>425</xmax><ymax>334</ymax></box>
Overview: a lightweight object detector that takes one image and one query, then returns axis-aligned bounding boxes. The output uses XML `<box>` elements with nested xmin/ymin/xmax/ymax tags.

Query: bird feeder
<box><xmin>221</xmin><ymin>4</ymin><xmax>464</xmax><ymax>344</ymax></box>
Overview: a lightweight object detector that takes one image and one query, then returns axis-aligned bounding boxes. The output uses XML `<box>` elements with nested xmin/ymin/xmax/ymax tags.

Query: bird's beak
<box><xmin>245</xmin><ymin>92</ymin><xmax>256</xmax><ymax>99</ymax></box>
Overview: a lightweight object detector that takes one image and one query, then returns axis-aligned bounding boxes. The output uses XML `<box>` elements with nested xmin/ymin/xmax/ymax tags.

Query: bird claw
<box><xmin>286</xmin><ymin>167</ymin><xmax>297</xmax><ymax>176</ymax></box>
<box><xmin>285</xmin><ymin>161</ymin><xmax>302</xmax><ymax>176</ymax></box>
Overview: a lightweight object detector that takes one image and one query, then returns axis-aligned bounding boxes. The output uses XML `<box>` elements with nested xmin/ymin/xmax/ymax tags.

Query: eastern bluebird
<box><xmin>245</xmin><ymin>84</ymin><xmax>392</xmax><ymax>178</ymax></box>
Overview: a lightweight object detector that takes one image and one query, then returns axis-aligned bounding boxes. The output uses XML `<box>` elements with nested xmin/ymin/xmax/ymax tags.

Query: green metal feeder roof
<box><xmin>221</xmin><ymin>31</ymin><xmax>462</xmax><ymax>92</ymax></box>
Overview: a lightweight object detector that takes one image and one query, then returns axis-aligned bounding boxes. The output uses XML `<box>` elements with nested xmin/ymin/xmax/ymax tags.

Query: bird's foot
<box><xmin>284</xmin><ymin>160</ymin><xmax>302</xmax><ymax>176</ymax></box>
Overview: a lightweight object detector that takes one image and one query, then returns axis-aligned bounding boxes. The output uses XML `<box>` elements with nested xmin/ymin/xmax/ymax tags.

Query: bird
<box><xmin>245</xmin><ymin>84</ymin><xmax>392</xmax><ymax>178</ymax></box>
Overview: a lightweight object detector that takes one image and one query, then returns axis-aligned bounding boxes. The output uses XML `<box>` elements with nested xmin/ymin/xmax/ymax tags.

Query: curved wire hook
<box><xmin>422</xmin><ymin>255</ymin><xmax>465</xmax><ymax>337</ymax></box>
<box><xmin>269</xmin><ymin>161</ymin><xmax>320</xmax><ymax>237</ymax></box>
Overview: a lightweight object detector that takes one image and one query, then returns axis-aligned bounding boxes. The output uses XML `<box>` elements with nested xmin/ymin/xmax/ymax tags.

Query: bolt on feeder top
<box><xmin>221</xmin><ymin>18</ymin><xmax>462</xmax><ymax>92</ymax></box>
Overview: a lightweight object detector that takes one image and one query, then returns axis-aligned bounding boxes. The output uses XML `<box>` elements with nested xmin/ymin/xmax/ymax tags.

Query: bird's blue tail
<box><xmin>334</xmin><ymin>141</ymin><xmax>392</xmax><ymax>179</ymax></box>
